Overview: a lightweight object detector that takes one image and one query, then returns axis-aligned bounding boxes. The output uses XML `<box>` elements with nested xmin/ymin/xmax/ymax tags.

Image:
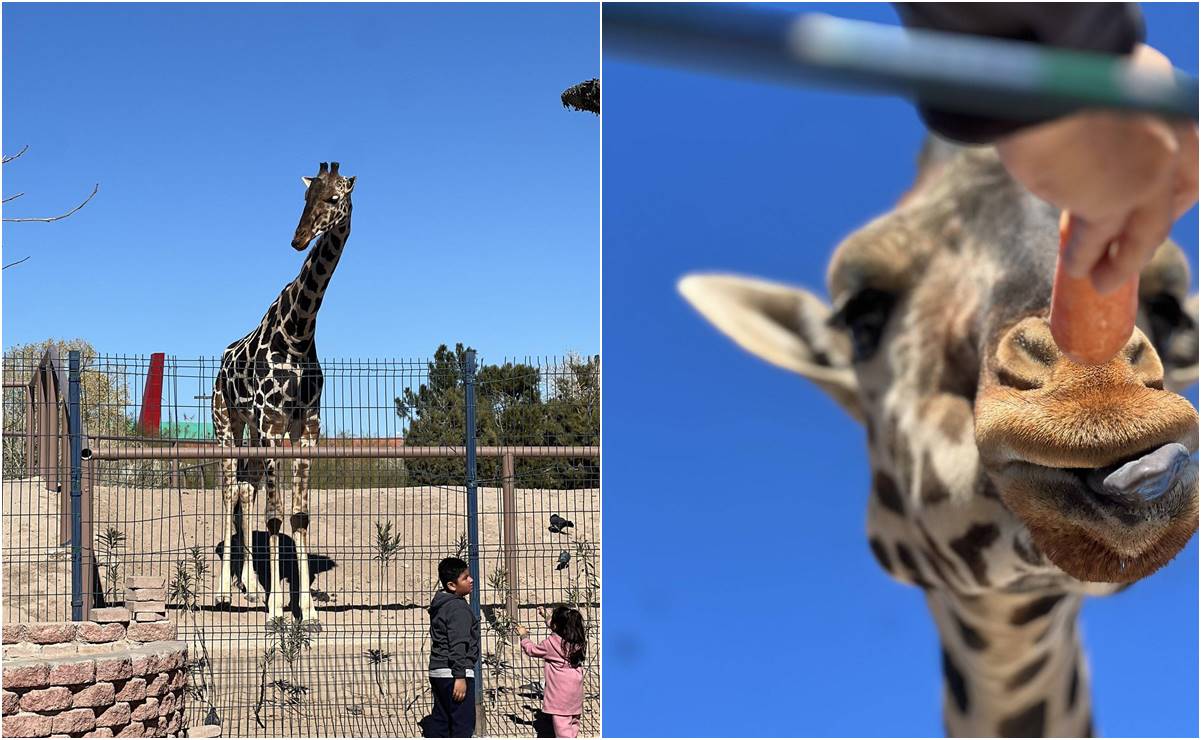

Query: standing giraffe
<box><xmin>680</xmin><ymin>142</ymin><xmax>1198</xmax><ymax>736</ymax></box>
<box><xmin>212</xmin><ymin>161</ymin><xmax>355</xmax><ymax>630</ymax></box>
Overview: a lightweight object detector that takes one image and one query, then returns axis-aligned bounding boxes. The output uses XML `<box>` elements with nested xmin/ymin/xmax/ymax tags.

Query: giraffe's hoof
<box><xmin>214</xmin><ymin>595</ymin><xmax>233</xmax><ymax>611</ymax></box>
<box><xmin>300</xmin><ymin>619</ymin><xmax>323</xmax><ymax>634</ymax></box>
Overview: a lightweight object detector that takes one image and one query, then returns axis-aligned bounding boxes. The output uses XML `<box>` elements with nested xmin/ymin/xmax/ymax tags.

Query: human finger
<box><xmin>1062</xmin><ymin>214</ymin><xmax>1124</xmax><ymax>279</ymax></box>
<box><xmin>1091</xmin><ymin>186</ymin><xmax>1174</xmax><ymax>293</ymax></box>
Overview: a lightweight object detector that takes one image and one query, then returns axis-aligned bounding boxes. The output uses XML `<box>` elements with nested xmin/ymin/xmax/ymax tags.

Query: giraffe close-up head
<box><xmin>680</xmin><ymin>141</ymin><xmax>1198</xmax><ymax>597</ymax></box>
<box><xmin>292</xmin><ymin>160</ymin><xmax>356</xmax><ymax>250</ymax></box>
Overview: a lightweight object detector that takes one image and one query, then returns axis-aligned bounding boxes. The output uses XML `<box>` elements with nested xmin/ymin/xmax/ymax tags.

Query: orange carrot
<box><xmin>1048</xmin><ymin>212</ymin><xmax>1139</xmax><ymax>366</ymax></box>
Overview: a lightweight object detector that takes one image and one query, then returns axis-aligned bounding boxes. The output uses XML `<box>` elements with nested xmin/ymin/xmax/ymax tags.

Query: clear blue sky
<box><xmin>3</xmin><ymin>3</ymin><xmax>599</xmax><ymax>362</ymax></box>
<box><xmin>602</xmin><ymin>3</ymin><xmax>1198</xmax><ymax>737</ymax></box>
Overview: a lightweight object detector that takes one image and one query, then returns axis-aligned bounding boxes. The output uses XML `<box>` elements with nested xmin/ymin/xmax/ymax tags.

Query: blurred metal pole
<box><xmin>68</xmin><ymin>351</ymin><xmax>83</xmax><ymax>622</ymax></box>
<box><xmin>502</xmin><ymin>452</ymin><xmax>518</xmax><ymax>620</ymax></box>
<box><xmin>463</xmin><ymin>349</ymin><xmax>486</xmax><ymax>734</ymax></box>
<box><xmin>604</xmin><ymin>4</ymin><xmax>1199</xmax><ymax>121</ymax></box>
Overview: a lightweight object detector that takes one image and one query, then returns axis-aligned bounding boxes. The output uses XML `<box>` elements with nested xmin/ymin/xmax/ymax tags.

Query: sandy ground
<box><xmin>3</xmin><ymin>477</ymin><xmax>600</xmax><ymax>737</ymax></box>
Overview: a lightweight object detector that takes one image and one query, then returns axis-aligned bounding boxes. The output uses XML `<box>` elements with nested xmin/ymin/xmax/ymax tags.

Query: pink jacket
<box><xmin>520</xmin><ymin>633</ymin><xmax>583</xmax><ymax>716</ymax></box>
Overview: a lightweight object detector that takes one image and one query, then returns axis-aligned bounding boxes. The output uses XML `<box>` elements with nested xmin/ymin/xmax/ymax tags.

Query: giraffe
<box><xmin>211</xmin><ymin>161</ymin><xmax>355</xmax><ymax>630</ymax></box>
<box><xmin>679</xmin><ymin>140</ymin><xmax>1198</xmax><ymax>737</ymax></box>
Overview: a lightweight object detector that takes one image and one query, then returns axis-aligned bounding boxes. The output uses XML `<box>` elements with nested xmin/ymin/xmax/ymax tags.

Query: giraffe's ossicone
<box><xmin>680</xmin><ymin>140</ymin><xmax>1198</xmax><ymax>737</ymax></box>
<box><xmin>212</xmin><ymin>161</ymin><xmax>356</xmax><ymax>631</ymax></box>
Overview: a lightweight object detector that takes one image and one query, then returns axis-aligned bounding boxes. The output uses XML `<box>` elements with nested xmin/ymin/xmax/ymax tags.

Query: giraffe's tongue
<box><xmin>1084</xmin><ymin>443</ymin><xmax>1195</xmax><ymax>506</ymax></box>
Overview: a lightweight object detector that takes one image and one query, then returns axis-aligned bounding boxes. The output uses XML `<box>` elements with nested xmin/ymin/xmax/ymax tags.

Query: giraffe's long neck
<box><xmin>927</xmin><ymin>589</ymin><xmax>1092</xmax><ymax>738</ymax></box>
<box><xmin>273</xmin><ymin>206</ymin><xmax>352</xmax><ymax>349</ymax></box>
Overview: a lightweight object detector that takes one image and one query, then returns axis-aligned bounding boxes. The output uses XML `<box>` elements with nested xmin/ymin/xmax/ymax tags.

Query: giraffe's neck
<box><xmin>269</xmin><ymin>208</ymin><xmax>352</xmax><ymax>349</ymax></box>
<box><xmin>927</xmin><ymin>589</ymin><xmax>1092</xmax><ymax>738</ymax></box>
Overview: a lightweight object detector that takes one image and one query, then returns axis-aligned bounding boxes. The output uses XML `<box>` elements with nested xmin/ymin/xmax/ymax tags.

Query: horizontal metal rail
<box><xmin>83</xmin><ymin>444</ymin><xmax>598</xmax><ymax>461</ymax></box>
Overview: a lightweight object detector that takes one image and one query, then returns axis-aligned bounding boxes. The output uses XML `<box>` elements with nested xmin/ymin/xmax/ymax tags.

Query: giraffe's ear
<box><xmin>679</xmin><ymin>273</ymin><xmax>863</xmax><ymax>422</ymax></box>
<box><xmin>345</xmin><ymin>176</ymin><xmax>356</xmax><ymax>192</ymax></box>
<box><xmin>301</xmin><ymin>176</ymin><xmax>314</xmax><ymax>188</ymax></box>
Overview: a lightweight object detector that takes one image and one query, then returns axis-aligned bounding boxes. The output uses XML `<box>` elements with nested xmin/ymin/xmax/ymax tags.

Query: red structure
<box><xmin>138</xmin><ymin>352</ymin><xmax>165</xmax><ymax>437</ymax></box>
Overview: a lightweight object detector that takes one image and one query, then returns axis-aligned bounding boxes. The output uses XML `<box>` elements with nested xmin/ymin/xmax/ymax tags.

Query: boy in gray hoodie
<box><xmin>426</xmin><ymin>557</ymin><xmax>480</xmax><ymax>738</ymax></box>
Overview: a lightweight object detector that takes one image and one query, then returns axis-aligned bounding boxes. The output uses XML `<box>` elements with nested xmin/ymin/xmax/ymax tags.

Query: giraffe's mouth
<box><xmin>291</xmin><ymin>230</ymin><xmax>324</xmax><ymax>251</ymax></box>
<box><xmin>990</xmin><ymin>444</ymin><xmax>1198</xmax><ymax>583</ymax></box>
<box><xmin>1073</xmin><ymin>443</ymin><xmax>1196</xmax><ymax>507</ymax></box>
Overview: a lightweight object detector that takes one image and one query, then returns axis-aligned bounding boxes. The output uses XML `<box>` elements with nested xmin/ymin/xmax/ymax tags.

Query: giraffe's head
<box><xmin>292</xmin><ymin>161</ymin><xmax>355</xmax><ymax>251</ymax></box>
<box><xmin>681</xmin><ymin>142</ymin><xmax>1198</xmax><ymax>594</ymax></box>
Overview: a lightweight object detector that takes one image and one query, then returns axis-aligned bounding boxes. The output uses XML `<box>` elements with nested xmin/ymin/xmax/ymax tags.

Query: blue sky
<box><xmin>2</xmin><ymin>3</ymin><xmax>599</xmax><ymax>362</ymax></box>
<box><xmin>602</xmin><ymin>3</ymin><xmax>1198</xmax><ymax>737</ymax></box>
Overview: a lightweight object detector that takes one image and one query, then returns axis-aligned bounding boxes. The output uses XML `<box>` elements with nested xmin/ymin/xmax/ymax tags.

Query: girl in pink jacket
<box><xmin>516</xmin><ymin>606</ymin><xmax>587</xmax><ymax>737</ymax></box>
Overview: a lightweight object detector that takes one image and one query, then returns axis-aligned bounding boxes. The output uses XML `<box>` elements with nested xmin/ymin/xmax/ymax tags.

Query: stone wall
<box><xmin>2</xmin><ymin>577</ymin><xmax>189</xmax><ymax>738</ymax></box>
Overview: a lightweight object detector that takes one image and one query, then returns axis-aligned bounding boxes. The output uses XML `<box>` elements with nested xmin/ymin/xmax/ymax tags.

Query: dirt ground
<box><xmin>2</xmin><ymin>477</ymin><xmax>600</xmax><ymax>737</ymax></box>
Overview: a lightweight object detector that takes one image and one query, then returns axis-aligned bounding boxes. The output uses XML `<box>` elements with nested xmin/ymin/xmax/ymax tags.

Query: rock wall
<box><xmin>2</xmin><ymin>577</ymin><xmax>188</xmax><ymax>738</ymax></box>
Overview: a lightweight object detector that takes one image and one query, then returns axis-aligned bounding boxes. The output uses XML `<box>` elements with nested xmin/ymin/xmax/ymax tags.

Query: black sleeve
<box><xmin>446</xmin><ymin>603</ymin><xmax>474</xmax><ymax>678</ymax></box>
<box><xmin>892</xmin><ymin>3</ymin><xmax>1146</xmax><ymax>143</ymax></box>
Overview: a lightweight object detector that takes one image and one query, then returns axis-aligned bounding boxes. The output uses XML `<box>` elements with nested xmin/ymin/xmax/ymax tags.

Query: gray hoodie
<box><xmin>428</xmin><ymin>591</ymin><xmax>480</xmax><ymax>678</ymax></box>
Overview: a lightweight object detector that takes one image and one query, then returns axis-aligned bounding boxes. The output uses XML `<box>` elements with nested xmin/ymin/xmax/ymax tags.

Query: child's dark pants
<box><xmin>426</xmin><ymin>677</ymin><xmax>475</xmax><ymax>738</ymax></box>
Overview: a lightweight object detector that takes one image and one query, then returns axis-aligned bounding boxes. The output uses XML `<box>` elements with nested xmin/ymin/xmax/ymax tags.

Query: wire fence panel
<box><xmin>1</xmin><ymin>350</ymin><xmax>600</xmax><ymax>737</ymax></box>
<box><xmin>471</xmin><ymin>355</ymin><xmax>600</xmax><ymax>737</ymax></box>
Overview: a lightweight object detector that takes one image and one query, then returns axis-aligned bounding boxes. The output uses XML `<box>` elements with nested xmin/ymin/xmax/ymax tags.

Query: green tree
<box><xmin>396</xmin><ymin>345</ymin><xmax>598</xmax><ymax>489</ymax></box>
<box><xmin>3</xmin><ymin>338</ymin><xmax>133</xmax><ymax>477</ymax></box>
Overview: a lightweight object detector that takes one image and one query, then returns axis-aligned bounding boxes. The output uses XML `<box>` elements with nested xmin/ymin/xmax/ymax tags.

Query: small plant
<box><xmin>565</xmin><ymin>538</ymin><xmax>600</xmax><ymax>643</ymax></box>
<box><xmin>254</xmin><ymin>645</ymin><xmax>277</xmax><ymax>729</ymax></box>
<box><xmin>373</xmin><ymin>521</ymin><xmax>404</xmax><ymax>566</ymax></box>
<box><xmin>267</xmin><ymin>617</ymin><xmax>312</xmax><ymax>665</ymax></box>
<box><xmin>363</xmin><ymin>648</ymin><xmax>393</xmax><ymax>697</ymax></box>
<box><xmin>170</xmin><ymin>546</ymin><xmax>219</xmax><ymax>723</ymax></box>
<box><xmin>96</xmin><ymin>527</ymin><xmax>126</xmax><ymax>603</ymax></box>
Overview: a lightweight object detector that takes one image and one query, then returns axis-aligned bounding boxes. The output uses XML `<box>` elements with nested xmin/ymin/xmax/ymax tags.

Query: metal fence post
<box><xmin>68</xmin><ymin>350</ymin><xmax>84</xmax><ymax>621</ymax></box>
<box><xmin>463</xmin><ymin>349</ymin><xmax>486</xmax><ymax>733</ymax></box>
<box><xmin>502</xmin><ymin>452</ymin><xmax>518</xmax><ymax>620</ymax></box>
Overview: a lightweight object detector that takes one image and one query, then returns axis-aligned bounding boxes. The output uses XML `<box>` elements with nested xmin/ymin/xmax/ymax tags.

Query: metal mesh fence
<box><xmin>2</xmin><ymin>350</ymin><xmax>599</xmax><ymax>737</ymax></box>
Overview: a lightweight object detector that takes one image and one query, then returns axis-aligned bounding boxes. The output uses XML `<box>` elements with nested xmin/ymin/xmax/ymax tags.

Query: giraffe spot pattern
<box><xmin>941</xmin><ymin>648</ymin><xmax>970</xmax><ymax>714</ymax></box>
<box><xmin>894</xmin><ymin>543</ymin><xmax>932</xmax><ymax>589</ymax></box>
<box><xmin>952</xmin><ymin>613</ymin><xmax>989</xmax><ymax>651</ymax></box>
<box><xmin>1010</xmin><ymin>594</ymin><xmax>1065</xmax><ymax>626</ymax></box>
<box><xmin>919</xmin><ymin>450</ymin><xmax>950</xmax><ymax>505</ymax></box>
<box><xmin>997</xmin><ymin>699</ymin><xmax>1046</xmax><ymax>737</ymax></box>
<box><xmin>912</xmin><ymin>524</ymin><xmax>962</xmax><ymax>589</ymax></box>
<box><xmin>949</xmin><ymin>523</ymin><xmax>1000</xmax><ymax>586</ymax></box>
<box><xmin>874</xmin><ymin>470</ymin><xmax>905</xmax><ymax>515</ymax></box>
<box><xmin>1005</xmin><ymin>652</ymin><xmax>1049</xmax><ymax>691</ymax></box>
<box><xmin>868</xmin><ymin>538</ymin><xmax>893</xmax><ymax>574</ymax></box>
<box><xmin>1012</xmin><ymin>534</ymin><xmax>1044</xmax><ymax>566</ymax></box>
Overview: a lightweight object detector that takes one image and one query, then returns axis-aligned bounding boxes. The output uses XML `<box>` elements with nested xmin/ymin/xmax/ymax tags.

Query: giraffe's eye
<box><xmin>830</xmin><ymin>288</ymin><xmax>896</xmax><ymax>362</ymax></box>
<box><xmin>326</xmin><ymin>195</ymin><xmax>340</xmax><ymax>204</ymax></box>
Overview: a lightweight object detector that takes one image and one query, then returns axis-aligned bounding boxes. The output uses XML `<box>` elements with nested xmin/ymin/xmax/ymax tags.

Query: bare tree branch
<box><xmin>3</xmin><ymin>255</ymin><xmax>32</xmax><ymax>270</ymax></box>
<box><xmin>3</xmin><ymin>183</ymin><xmax>99</xmax><ymax>223</ymax></box>
<box><xmin>3</xmin><ymin>145</ymin><xmax>30</xmax><ymax>164</ymax></box>
<box><xmin>2</xmin><ymin>193</ymin><xmax>25</xmax><ymax>204</ymax></box>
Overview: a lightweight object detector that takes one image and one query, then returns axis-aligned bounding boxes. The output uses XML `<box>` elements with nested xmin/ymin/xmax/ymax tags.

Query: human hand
<box><xmin>995</xmin><ymin>44</ymin><xmax>1198</xmax><ymax>294</ymax></box>
<box><xmin>452</xmin><ymin>678</ymin><xmax>467</xmax><ymax>702</ymax></box>
<box><xmin>515</xmin><ymin>623</ymin><xmax>529</xmax><ymax>637</ymax></box>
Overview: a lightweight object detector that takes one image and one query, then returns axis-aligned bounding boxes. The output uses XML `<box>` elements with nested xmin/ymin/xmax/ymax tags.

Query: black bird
<box><xmin>548</xmin><ymin>513</ymin><xmax>575</xmax><ymax>534</ymax></box>
<box><xmin>556</xmin><ymin>551</ymin><xmax>571</xmax><ymax>570</ymax></box>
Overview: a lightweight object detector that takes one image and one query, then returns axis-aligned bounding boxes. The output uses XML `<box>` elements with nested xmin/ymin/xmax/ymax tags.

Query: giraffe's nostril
<box><xmin>1014</xmin><ymin>331</ymin><xmax>1058</xmax><ymax>366</ymax></box>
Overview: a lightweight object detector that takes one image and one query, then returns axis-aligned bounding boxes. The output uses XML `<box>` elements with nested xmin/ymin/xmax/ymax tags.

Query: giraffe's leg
<box><xmin>263</xmin><ymin>438</ymin><xmax>286</xmax><ymax>625</ymax></box>
<box><xmin>237</xmin><ymin>467</ymin><xmax>265</xmax><ymax>604</ymax></box>
<box><xmin>292</xmin><ymin>413</ymin><xmax>321</xmax><ymax>630</ymax></box>
<box><xmin>212</xmin><ymin>386</ymin><xmax>240</xmax><ymax>608</ymax></box>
